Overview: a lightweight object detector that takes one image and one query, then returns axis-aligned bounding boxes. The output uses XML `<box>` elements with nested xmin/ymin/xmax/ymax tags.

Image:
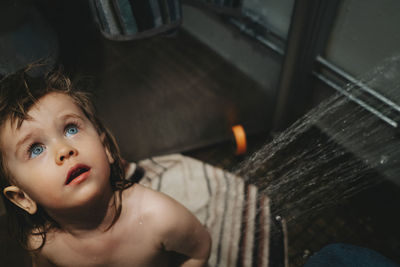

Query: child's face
<box><xmin>1</xmin><ymin>93</ymin><xmax>114</xmax><ymax>215</ymax></box>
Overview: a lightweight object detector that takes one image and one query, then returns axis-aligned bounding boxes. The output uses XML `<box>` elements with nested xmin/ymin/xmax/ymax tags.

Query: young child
<box><xmin>0</xmin><ymin>70</ymin><xmax>211</xmax><ymax>267</ymax></box>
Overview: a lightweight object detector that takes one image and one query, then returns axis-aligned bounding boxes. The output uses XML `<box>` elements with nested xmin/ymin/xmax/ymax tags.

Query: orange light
<box><xmin>232</xmin><ymin>125</ymin><xmax>247</xmax><ymax>155</ymax></box>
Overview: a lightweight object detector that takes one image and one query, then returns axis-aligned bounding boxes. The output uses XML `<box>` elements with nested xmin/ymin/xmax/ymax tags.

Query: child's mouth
<box><xmin>66</xmin><ymin>164</ymin><xmax>91</xmax><ymax>185</ymax></box>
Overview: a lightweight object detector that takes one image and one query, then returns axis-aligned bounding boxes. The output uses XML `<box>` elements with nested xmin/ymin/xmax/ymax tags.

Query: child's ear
<box><xmin>3</xmin><ymin>186</ymin><xmax>37</xmax><ymax>215</ymax></box>
<box><xmin>100</xmin><ymin>133</ymin><xmax>114</xmax><ymax>164</ymax></box>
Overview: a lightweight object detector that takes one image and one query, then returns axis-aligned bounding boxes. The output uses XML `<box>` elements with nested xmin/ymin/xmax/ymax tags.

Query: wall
<box><xmin>181</xmin><ymin>4</ymin><xmax>282</xmax><ymax>94</ymax></box>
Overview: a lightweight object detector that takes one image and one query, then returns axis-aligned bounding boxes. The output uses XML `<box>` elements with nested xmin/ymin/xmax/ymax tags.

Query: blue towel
<box><xmin>89</xmin><ymin>0</ymin><xmax>182</xmax><ymax>40</ymax></box>
<box><xmin>305</xmin><ymin>243</ymin><xmax>399</xmax><ymax>267</ymax></box>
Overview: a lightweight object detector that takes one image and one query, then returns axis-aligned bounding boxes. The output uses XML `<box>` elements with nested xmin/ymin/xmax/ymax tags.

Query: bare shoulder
<box><xmin>123</xmin><ymin>184</ymin><xmax>211</xmax><ymax>260</ymax></box>
<box><xmin>121</xmin><ymin>183</ymin><xmax>197</xmax><ymax>235</ymax></box>
<box><xmin>123</xmin><ymin>183</ymin><xmax>193</xmax><ymax>223</ymax></box>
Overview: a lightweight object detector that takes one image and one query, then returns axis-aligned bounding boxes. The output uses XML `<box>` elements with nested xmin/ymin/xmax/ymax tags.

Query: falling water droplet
<box><xmin>302</xmin><ymin>249</ymin><xmax>311</xmax><ymax>259</ymax></box>
<box><xmin>380</xmin><ymin>155</ymin><xmax>388</xmax><ymax>165</ymax></box>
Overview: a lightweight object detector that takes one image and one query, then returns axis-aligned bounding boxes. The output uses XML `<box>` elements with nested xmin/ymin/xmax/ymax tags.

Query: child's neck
<box><xmin>47</xmin><ymin>186</ymin><xmax>120</xmax><ymax>238</ymax></box>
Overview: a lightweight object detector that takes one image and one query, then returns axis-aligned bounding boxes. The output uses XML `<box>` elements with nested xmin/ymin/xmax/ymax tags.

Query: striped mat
<box><xmin>135</xmin><ymin>153</ymin><xmax>286</xmax><ymax>267</ymax></box>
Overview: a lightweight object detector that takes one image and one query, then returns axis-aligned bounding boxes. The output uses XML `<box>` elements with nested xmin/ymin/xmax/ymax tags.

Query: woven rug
<box><xmin>133</xmin><ymin>153</ymin><xmax>286</xmax><ymax>267</ymax></box>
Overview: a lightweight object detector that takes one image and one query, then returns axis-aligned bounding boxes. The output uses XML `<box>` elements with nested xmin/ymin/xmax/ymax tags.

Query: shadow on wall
<box><xmin>0</xmin><ymin>214</ymin><xmax>31</xmax><ymax>266</ymax></box>
<box><xmin>0</xmin><ymin>199</ymin><xmax>4</xmax><ymax>216</ymax></box>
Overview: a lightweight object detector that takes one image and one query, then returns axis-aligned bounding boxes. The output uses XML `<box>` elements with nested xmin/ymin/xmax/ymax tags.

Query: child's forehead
<box><xmin>32</xmin><ymin>92</ymin><xmax>79</xmax><ymax>112</ymax></box>
<box><xmin>0</xmin><ymin>93</ymin><xmax>86</xmax><ymax>148</ymax></box>
<box><xmin>5</xmin><ymin>93</ymin><xmax>83</xmax><ymax>132</ymax></box>
<box><xmin>27</xmin><ymin>93</ymin><xmax>83</xmax><ymax>119</ymax></box>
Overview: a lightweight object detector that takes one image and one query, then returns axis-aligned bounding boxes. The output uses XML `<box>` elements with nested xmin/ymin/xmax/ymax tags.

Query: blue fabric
<box><xmin>305</xmin><ymin>243</ymin><xmax>400</xmax><ymax>267</ymax></box>
<box><xmin>116</xmin><ymin>0</ymin><xmax>138</xmax><ymax>35</ymax></box>
<box><xmin>0</xmin><ymin>3</ymin><xmax>57</xmax><ymax>77</ymax></box>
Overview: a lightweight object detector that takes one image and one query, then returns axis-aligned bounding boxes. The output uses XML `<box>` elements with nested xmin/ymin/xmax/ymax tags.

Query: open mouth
<box><xmin>66</xmin><ymin>164</ymin><xmax>91</xmax><ymax>185</ymax></box>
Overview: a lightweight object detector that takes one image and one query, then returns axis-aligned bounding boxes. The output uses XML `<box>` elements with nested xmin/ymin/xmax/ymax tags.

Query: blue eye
<box><xmin>29</xmin><ymin>144</ymin><xmax>45</xmax><ymax>158</ymax></box>
<box><xmin>65</xmin><ymin>124</ymin><xmax>79</xmax><ymax>137</ymax></box>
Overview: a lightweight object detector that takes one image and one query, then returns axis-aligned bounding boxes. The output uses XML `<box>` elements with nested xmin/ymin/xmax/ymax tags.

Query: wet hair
<box><xmin>0</xmin><ymin>67</ymin><xmax>132</xmax><ymax>251</ymax></box>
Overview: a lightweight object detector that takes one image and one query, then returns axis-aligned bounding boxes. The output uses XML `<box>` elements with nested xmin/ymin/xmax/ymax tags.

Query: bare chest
<box><xmin>42</xmin><ymin>227</ymin><xmax>170</xmax><ymax>267</ymax></box>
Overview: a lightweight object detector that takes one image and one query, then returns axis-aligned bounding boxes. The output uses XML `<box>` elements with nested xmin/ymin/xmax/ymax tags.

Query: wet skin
<box><xmin>1</xmin><ymin>93</ymin><xmax>211</xmax><ymax>266</ymax></box>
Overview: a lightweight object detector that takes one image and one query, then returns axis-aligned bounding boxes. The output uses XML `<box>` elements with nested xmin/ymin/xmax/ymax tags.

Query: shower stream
<box><xmin>234</xmin><ymin>55</ymin><xmax>400</xmax><ymax>224</ymax></box>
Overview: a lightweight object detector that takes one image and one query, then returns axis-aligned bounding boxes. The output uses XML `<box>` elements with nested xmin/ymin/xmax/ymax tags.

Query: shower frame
<box><xmin>227</xmin><ymin>0</ymin><xmax>400</xmax><ymax>131</ymax></box>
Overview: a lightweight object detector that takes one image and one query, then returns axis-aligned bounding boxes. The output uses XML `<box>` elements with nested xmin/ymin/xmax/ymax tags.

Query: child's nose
<box><xmin>56</xmin><ymin>145</ymin><xmax>78</xmax><ymax>165</ymax></box>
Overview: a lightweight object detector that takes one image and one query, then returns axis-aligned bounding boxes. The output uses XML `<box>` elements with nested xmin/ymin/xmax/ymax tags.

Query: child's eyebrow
<box><xmin>15</xmin><ymin>132</ymin><xmax>34</xmax><ymax>155</ymax></box>
<box><xmin>58</xmin><ymin>113</ymin><xmax>84</xmax><ymax>121</ymax></box>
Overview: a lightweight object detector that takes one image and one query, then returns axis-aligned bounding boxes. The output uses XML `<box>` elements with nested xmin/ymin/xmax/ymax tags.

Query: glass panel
<box><xmin>242</xmin><ymin>0</ymin><xmax>294</xmax><ymax>39</ymax></box>
<box><xmin>325</xmin><ymin>0</ymin><xmax>400</xmax><ymax>104</ymax></box>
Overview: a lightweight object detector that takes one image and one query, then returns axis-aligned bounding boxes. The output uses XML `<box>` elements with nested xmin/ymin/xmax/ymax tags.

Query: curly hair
<box><xmin>0</xmin><ymin>68</ymin><xmax>132</xmax><ymax>251</ymax></box>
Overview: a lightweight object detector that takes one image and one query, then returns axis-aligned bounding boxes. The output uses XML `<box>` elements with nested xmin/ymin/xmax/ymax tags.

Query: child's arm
<box><xmin>150</xmin><ymin>191</ymin><xmax>211</xmax><ymax>267</ymax></box>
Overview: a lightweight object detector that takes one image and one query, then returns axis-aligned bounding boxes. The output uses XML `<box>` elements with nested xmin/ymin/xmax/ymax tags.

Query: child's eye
<box><xmin>65</xmin><ymin>124</ymin><xmax>79</xmax><ymax>137</ymax></box>
<box><xmin>29</xmin><ymin>143</ymin><xmax>45</xmax><ymax>158</ymax></box>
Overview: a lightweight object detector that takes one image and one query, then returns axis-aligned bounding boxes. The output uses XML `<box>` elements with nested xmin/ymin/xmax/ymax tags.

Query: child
<box><xmin>0</xmin><ymin>70</ymin><xmax>211</xmax><ymax>267</ymax></box>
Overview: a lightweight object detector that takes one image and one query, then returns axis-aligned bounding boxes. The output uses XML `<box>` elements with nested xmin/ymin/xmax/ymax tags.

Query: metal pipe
<box><xmin>313</xmin><ymin>71</ymin><xmax>398</xmax><ymax>128</ymax></box>
<box><xmin>316</xmin><ymin>56</ymin><xmax>400</xmax><ymax>113</ymax></box>
<box><xmin>228</xmin><ymin>18</ymin><xmax>285</xmax><ymax>56</ymax></box>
